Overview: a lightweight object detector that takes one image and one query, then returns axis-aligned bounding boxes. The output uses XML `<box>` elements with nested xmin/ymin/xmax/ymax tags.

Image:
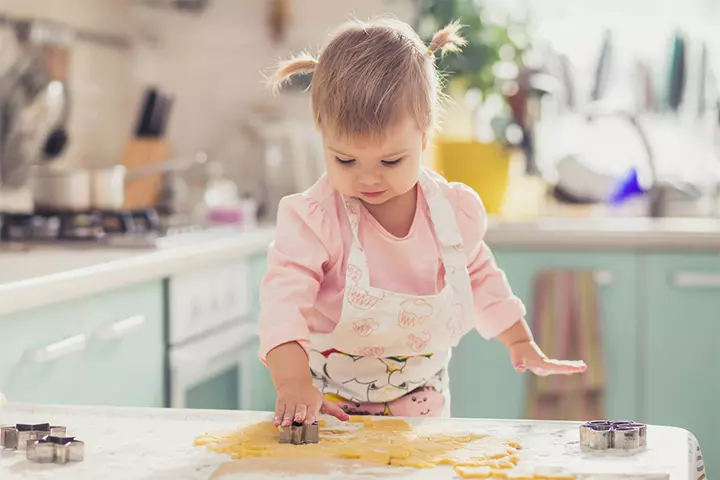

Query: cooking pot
<box><xmin>31</xmin><ymin>152</ymin><xmax>207</xmax><ymax>212</ymax></box>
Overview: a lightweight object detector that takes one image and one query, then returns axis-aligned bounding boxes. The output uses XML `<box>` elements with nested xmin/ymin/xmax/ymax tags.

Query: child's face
<box><xmin>321</xmin><ymin>116</ymin><xmax>427</xmax><ymax>205</ymax></box>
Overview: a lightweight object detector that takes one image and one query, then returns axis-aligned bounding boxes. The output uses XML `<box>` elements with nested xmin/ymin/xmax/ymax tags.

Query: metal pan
<box><xmin>31</xmin><ymin>151</ymin><xmax>207</xmax><ymax>212</ymax></box>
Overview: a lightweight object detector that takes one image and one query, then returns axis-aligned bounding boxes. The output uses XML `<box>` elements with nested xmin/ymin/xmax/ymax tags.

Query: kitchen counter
<box><xmin>0</xmin><ymin>216</ymin><xmax>718</xmax><ymax>317</ymax></box>
<box><xmin>485</xmin><ymin>216</ymin><xmax>720</xmax><ymax>250</ymax></box>
<box><xmin>0</xmin><ymin>226</ymin><xmax>276</xmax><ymax>316</ymax></box>
<box><xmin>0</xmin><ymin>403</ymin><xmax>693</xmax><ymax>479</ymax></box>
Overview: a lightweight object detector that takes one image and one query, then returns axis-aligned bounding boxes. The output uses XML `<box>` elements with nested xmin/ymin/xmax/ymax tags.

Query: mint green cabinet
<box><xmin>83</xmin><ymin>282</ymin><xmax>165</xmax><ymax>407</ymax></box>
<box><xmin>0</xmin><ymin>301</ymin><xmax>86</xmax><ymax>405</ymax></box>
<box><xmin>0</xmin><ymin>282</ymin><xmax>165</xmax><ymax>408</ymax></box>
<box><xmin>641</xmin><ymin>253</ymin><xmax>720</xmax><ymax>480</ymax></box>
<box><xmin>450</xmin><ymin>250</ymin><xmax>640</xmax><ymax>421</ymax></box>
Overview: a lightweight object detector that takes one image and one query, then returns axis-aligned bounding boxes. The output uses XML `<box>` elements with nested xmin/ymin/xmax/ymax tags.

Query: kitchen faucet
<box><xmin>586</xmin><ymin>109</ymin><xmax>665</xmax><ymax>218</ymax></box>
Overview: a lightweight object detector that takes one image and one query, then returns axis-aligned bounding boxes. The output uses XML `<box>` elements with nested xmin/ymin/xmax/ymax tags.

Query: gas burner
<box><xmin>0</xmin><ymin>209</ymin><xmax>161</xmax><ymax>244</ymax></box>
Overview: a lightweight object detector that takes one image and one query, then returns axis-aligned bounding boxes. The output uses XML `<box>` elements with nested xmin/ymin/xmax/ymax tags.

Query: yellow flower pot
<box><xmin>432</xmin><ymin>140</ymin><xmax>511</xmax><ymax>215</ymax></box>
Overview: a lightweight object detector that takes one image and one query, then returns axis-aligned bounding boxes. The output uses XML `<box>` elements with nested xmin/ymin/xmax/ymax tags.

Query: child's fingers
<box><xmin>321</xmin><ymin>398</ymin><xmax>350</xmax><ymax>421</ymax></box>
<box><xmin>294</xmin><ymin>404</ymin><xmax>308</xmax><ymax>424</ymax></box>
<box><xmin>273</xmin><ymin>403</ymin><xmax>286</xmax><ymax>426</ymax></box>
<box><xmin>532</xmin><ymin>359</ymin><xmax>587</xmax><ymax>375</ymax></box>
<box><xmin>305</xmin><ymin>398</ymin><xmax>323</xmax><ymax>425</ymax></box>
<box><xmin>281</xmin><ymin>404</ymin><xmax>295</xmax><ymax>427</ymax></box>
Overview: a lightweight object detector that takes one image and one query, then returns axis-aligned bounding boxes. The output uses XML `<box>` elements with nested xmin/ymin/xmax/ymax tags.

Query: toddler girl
<box><xmin>259</xmin><ymin>18</ymin><xmax>586</xmax><ymax>427</ymax></box>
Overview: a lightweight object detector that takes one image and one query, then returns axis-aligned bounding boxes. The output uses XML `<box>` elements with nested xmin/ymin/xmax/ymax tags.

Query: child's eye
<box><xmin>335</xmin><ymin>157</ymin><xmax>355</xmax><ymax>166</ymax></box>
<box><xmin>381</xmin><ymin>158</ymin><xmax>402</xmax><ymax>166</ymax></box>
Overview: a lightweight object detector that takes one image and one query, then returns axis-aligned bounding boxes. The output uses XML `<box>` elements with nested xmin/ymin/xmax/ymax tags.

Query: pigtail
<box><xmin>267</xmin><ymin>51</ymin><xmax>318</xmax><ymax>92</ymax></box>
<box><xmin>427</xmin><ymin>20</ymin><xmax>467</xmax><ymax>57</ymax></box>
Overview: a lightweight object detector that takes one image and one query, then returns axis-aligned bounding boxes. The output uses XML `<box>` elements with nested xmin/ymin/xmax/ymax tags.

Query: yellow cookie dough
<box><xmin>391</xmin><ymin>457</ymin><xmax>437</xmax><ymax>468</ymax></box>
<box><xmin>195</xmin><ymin>417</ymin><xmax>529</xmax><ymax>473</ymax></box>
<box><xmin>455</xmin><ymin>466</ymin><xmax>493</xmax><ymax>478</ymax></box>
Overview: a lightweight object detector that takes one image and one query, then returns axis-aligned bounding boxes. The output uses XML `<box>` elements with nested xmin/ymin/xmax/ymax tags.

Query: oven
<box><xmin>166</xmin><ymin>258</ymin><xmax>259</xmax><ymax>410</ymax></box>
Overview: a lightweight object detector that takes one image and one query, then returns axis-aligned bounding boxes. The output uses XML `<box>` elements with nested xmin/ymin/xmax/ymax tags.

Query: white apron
<box><xmin>308</xmin><ymin>169</ymin><xmax>476</xmax><ymax>417</ymax></box>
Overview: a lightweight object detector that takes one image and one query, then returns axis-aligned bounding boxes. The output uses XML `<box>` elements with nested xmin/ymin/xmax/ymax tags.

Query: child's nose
<box><xmin>357</xmin><ymin>172</ymin><xmax>382</xmax><ymax>186</ymax></box>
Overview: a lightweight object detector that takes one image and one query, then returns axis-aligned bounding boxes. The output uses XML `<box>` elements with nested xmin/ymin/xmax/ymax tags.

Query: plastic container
<box><xmin>433</xmin><ymin>140</ymin><xmax>511</xmax><ymax>215</ymax></box>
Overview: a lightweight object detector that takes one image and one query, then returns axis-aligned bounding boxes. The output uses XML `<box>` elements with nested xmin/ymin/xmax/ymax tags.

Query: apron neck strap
<box><xmin>341</xmin><ymin>168</ymin><xmax>464</xmax><ymax>250</ymax></box>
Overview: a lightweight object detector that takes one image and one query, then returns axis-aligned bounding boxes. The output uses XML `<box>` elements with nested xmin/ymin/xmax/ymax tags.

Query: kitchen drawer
<box><xmin>0</xmin><ymin>300</ymin><xmax>87</xmax><ymax>405</ymax></box>
<box><xmin>83</xmin><ymin>282</ymin><xmax>165</xmax><ymax>407</ymax></box>
<box><xmin>450</xmin><ymin>250</ymin><xmax>639</xmax><ymax>421</ymax></box>
<box><xmin>169</xmin><ymin>259</ymin><xmax>251</xmax><ymax>344</ymax></box>
<box><xmin>641</xmin><ymin>253</ymin><xmax>720</xmax><ymax>480</ymax></box>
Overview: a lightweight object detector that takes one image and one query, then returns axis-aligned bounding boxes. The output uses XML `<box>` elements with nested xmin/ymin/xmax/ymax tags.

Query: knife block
<box><xmin>120</xmin><ymin>139</ymin><xmax>169</xmax><ymax>210</ymax></box>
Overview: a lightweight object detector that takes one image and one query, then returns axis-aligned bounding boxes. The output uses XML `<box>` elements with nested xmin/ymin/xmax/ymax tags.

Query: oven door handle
<box><xmin>170</xmin><ymin>322</ymin><xmax>258</xmax><ymax>378</ymax></box>
<box><xmin>204</xmin><ymin>343</ymin><xmax>246</xmax><ymax>370</ymax></box>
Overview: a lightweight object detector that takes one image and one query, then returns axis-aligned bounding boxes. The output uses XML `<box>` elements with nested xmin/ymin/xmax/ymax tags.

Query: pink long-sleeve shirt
<box><xmin>258</xmin><ymin>175</ymin><xmax>526</xmax><ymax>361</ymax></box>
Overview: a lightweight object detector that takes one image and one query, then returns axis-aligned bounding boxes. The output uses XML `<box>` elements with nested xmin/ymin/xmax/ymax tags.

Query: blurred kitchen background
<box><xmin>0</xmin><ymin>0</ymin><xmax>718</xmax><ymax>476</ymax></box>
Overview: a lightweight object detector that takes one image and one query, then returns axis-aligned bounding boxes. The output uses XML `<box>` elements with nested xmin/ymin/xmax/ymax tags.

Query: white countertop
<box><xmin>0</xmin><ymin>226</ymin><xmax>276</xmax><ymax>317</ymax></box>
<box><xmin>0</xmin><ymin>403</ymin><xmax>693</xmax><ymax>479</ymax></box>
<box><xmin>485</xmin><ymin>217</ymin><xmax>720</xmax><ymax>250</ymax></box>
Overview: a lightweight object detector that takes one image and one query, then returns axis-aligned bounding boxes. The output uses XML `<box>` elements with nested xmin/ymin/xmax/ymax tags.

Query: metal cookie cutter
<box><xmin>27</xmin><ymin>436</ymin><xmax>84</xmax><ymax>464</ymax></box>
<box><xmin>279</xmin><ymin>421</ymin><xmax>320</xmax><ymax>445</ymax></box>
<box><xmin>579</xmin><ymin>420</ymin><xmax>647</xmax><ymax>452</ymax></box>
<box><xmin>1</xmin><ymin>423</ymin><xmax>67</xmax><ymax>450</ymax></box>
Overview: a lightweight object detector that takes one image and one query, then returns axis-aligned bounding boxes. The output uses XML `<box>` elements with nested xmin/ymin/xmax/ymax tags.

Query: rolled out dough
<box><xmin>195</xmin><ymin>416</ymin><xmax>573</xmax><ymax>479</ymax></box>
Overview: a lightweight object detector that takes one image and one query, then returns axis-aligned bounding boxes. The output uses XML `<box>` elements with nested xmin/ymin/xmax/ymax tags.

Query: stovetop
<box><xmin>0</xmin><ymin>209</ymin><xmax>207</xmax><ymax>249</ymax></box>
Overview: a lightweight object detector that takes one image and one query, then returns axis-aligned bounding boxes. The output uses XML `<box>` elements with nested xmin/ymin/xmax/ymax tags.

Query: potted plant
<box><xmin>405</xmin><ymin>0</ymin><xmax>530</xmax><ymax>214</ymax></box>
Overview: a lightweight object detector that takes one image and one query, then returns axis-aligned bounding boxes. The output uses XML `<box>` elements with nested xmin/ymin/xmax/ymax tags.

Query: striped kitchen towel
<box><xmin>525</xmin><ymin>270</ymin><xmax>607</xmax><ymax>421</ymax></box>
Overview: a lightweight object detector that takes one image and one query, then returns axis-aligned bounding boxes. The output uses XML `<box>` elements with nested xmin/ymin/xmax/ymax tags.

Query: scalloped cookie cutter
<box><xmin>579</xmin><ymin>420</ymin><xmax>647</xmax><ymax>451</ymax></box>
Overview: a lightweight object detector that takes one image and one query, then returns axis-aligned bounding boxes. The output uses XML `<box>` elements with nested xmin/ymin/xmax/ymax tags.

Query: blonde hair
<box><xmin>269</xmin><ymin>18</ymin><xmax>466</xmax><ymax>139</ymax></box>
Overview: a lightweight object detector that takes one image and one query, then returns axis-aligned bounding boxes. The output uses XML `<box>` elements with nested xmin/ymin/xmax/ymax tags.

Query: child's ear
<box><xmin>421</xmin><ymin>132</ymin><xmax>429</xmax><ymax>151</ymax></box>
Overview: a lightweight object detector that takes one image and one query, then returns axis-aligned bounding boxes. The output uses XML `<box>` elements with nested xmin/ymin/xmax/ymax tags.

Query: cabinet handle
<box><xmin>96</xmin><ymin>315</ymin><xmax>147</xmax><ymax>340</ymax></box>
<box><xmin>673</xmin><ymin>272</ymin><xmax>720</xmax><ymax>288</ymax></box>
<box><xmin>28</xmin><ymin>334</ymin><xmax>86</xmax><ymax>363</ymax></box>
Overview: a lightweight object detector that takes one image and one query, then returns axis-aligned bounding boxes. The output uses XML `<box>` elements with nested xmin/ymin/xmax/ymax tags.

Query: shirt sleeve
<box><xmin>258</xmin><ymin>194</ymin><xmax>331</xmax><ymax>363</ymax></box>
<box><xmin>453</xmin><ymin>183</ymin><xmax>527</xmax><ymax>339</ymax></box>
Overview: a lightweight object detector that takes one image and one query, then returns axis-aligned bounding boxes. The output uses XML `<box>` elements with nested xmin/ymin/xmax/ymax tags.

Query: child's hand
<box><xmin>273</xmin><ymin>380</ymin><xmax>349</xmax><ymax>427</ymax></box>
<box><xmin>509</xmin><ymin>340</ymin><xmax>587</xmax><ymax>376</ymax></box>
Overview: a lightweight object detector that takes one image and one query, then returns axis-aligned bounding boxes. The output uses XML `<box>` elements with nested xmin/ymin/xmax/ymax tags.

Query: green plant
<box><xmin>407</xmin><ymin>0</ymin><xmax>526</xmax><ymax>97</ymax></box>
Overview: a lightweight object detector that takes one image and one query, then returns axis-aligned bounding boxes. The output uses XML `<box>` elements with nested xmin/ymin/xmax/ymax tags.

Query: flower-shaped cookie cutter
<box><xmin>278</xmin><ymin>421</ymin><xmax>319</xmax><ymax>445</ymax></box>
<box><xmin>579</xmin><ymin>420</ymin><xmax>647</xmax><ymax>451</ymax></box>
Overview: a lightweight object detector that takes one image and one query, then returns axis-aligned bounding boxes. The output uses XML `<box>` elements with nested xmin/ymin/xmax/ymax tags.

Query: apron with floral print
<box><xmin>309</xmin><ymin>169</ymin><xmax>476</xmax><ymax>418</ymax></box>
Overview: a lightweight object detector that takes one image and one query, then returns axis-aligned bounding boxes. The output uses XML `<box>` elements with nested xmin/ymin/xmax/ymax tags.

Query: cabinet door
<box><xmin>450</xmin><ymin>250</ymin><xmax>639</xmax><ymax>421</ymax></box>
<box><xmin>642</xmin><ymin>253</ymin><xmax>720</xmax><ymax>480</ymax></box>
<box><xmin>0</xmin><ymin>301</ymin><xmax>86</xmax><ymax>405</ymax></box>
<box><xmin>83</xmin><ymin>282</ymin><xmax>165</xmax><ymax>407</ymax></box>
